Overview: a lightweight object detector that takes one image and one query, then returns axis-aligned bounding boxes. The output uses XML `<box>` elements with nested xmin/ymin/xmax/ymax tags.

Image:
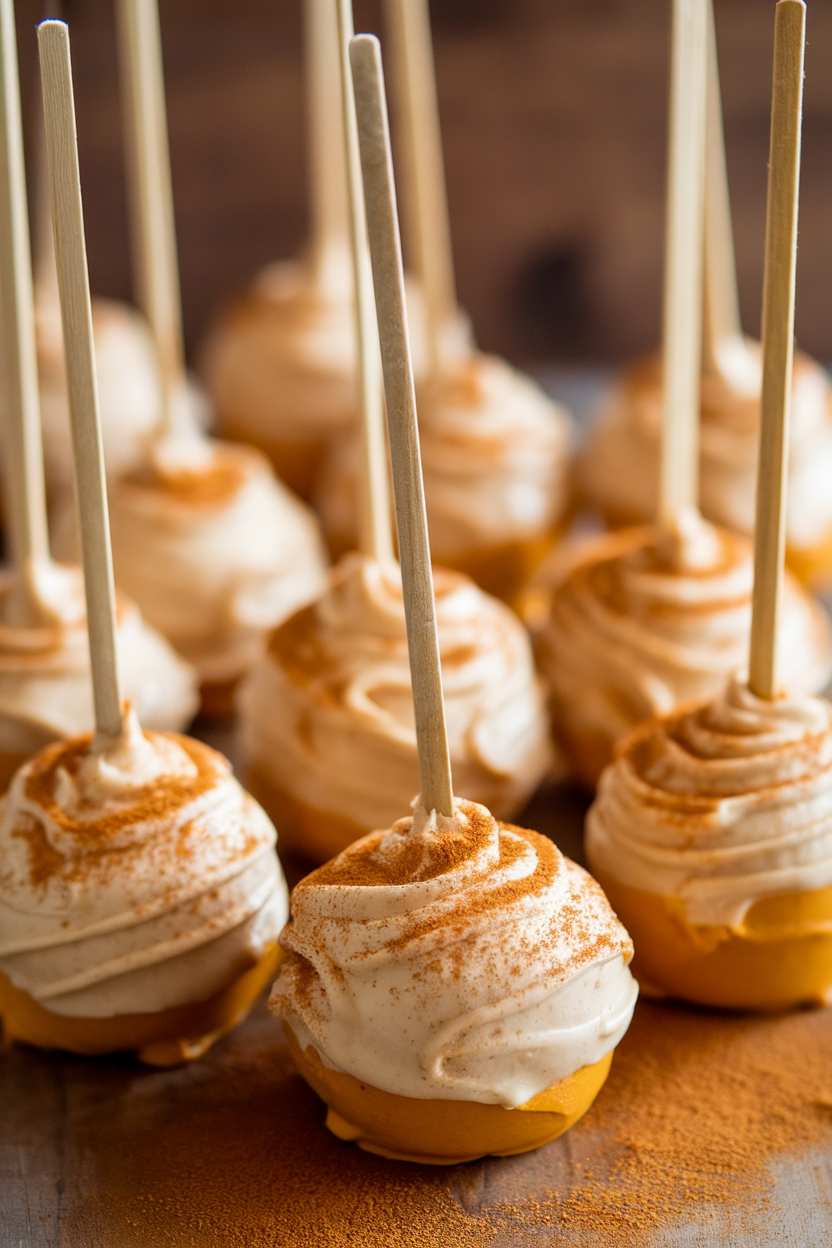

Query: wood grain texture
<box><xmin>659</xmin><ymin>0</ymin><xmax>707</xmax><ymax>532</ymax></box>
<box><xmin>0</xmin><ymin>0</ymin><xmax>50</xmax><ymax>588</ymax></box>
<box><xmin>337</xmin><ymin>0</ymin><xmax>392</xmax><ymax>564</ymax></box>
<box><xmin>350</xmin><ymin>32</ymin><xmax>453</xmax><ymax>818</ymax></box>
<box><xmin>115</xmin><ymin>0</ymin><xmax>186</xmax><ymax>428</ymax></box>
<box><xmin>38</xmin><ymin>20</ymin><xmax>123</xmax><ymax>741</ymax></box>
<box><xmin>748</xmin><ymin>0</ymin><xmax>805</xmax><ymax>701</ymax></box>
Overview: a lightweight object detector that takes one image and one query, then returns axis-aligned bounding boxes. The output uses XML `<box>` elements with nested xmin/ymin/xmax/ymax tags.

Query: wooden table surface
<box><xmin>4</xmin><ymin>751</ymin><xmax>832</xmax><ymax>1247</ymax></box>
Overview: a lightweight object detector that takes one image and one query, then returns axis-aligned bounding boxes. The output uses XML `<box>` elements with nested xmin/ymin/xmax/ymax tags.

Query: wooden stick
<box><xmin>384</xmin><ymin>0</ymin><xmax>457</xmax><ymax>374</ymax></box>
<box><xmin>349</xmin><ymin>33</ymin><xmax>453</xmax><ymax>818</ymax></box>
<box><xmin>702</xmin><ymin>0</ymin><xmax>743</xmax><ymax>373</ymax></box>
<box><xmin>336</xmin><ymin>0</ymin><xmax>393</xmax><ymax>564</ymax></box>
<box><xmin>115</xmin><ymin>0</ymin><xmax>187</xmax><ymax>438</ymax></box>
<box><xmin>305</xmin><ymin>0</ymin><xmax>350</xmax><ymax>290</ymax></box>
<box><xmin>748</xmin><ymin>0</ymin><xmax>806</xmax><ymax>701</ymax></box>
<box><xmin>38</xmin><ymin>20</ymin><xmax>124</xmax><ymax>742</ymax></box>
<box><xmin>0</xmin><ymin>0</ymin><xmax>52</xmax><ymax>620</ymax></box>
<box><xmin>659</xmin><ymin>0</ymin><xmax>708</xmax><ymax>534</ymax></box>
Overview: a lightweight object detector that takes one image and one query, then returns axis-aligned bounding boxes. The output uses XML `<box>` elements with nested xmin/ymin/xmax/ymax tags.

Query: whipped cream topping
<box><xmin>0</xmin><ymin>710</ymin><xmax>287</xmax><ymax>1017</ymax></box>
<box><xmin>315</xmin><ymin>352</ymin><xmax>571</xmax><ymax>561</ymax></box>
<box><xmin>0</xmin><ymin>566</ymin><xmax>197</xmax><ymax>758</ymax></box>
<box><xmin>34</xmin><ymin>293</ymin><xmax>163</xmax><ymax>497</ymax></box>
<box><xmin>580</xmin><ymin>341</ymin><xmax>832</xmax><ymax>549</ymax></box>
<box><xmin>538</xmin><ymin>522</ymin><xmax>832</xmax><ymax>752</ymax></box>
<box><xmin>271</xmin><ymin>797</ymin><xmax>636</xmax><ymax>1107</ymax></box>
<box><xmin>201</xmin><ymin>251</ymin><xmax>431</xmax><ymax>448</ymax></box>
<box><xmin>238</xmin><ymin>554</ymin><xmax>551</xmax><ymax>831</ymax></box>
<box><xmin>586</xmin><ymin>678</ymin><xmax>832</xmax><ymax>928</ymax></box>
<box><xmin>104</xmin><ymin>442</ymin><xmax>328</xmax><ymax>685</ymax></box>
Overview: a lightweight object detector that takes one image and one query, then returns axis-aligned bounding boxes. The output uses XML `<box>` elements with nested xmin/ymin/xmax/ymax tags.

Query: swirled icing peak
<box><xmin>271</xmin><ymin>798</ymin><xmax>637</xmax><ymax>1107</ymax></box>
<box><xmin>586</xmin><ymin>677</ymin><xmax>832</xmax><ymax>927</ymax></box>
<box><xmin>0</xmin><ymin>717</ymin><xmax>287</xmax><ymax>1018</ymax></box>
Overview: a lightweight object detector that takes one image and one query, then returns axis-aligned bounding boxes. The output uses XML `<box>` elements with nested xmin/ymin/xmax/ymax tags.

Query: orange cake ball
<box><xmin>0</xmin><ymin>707</ymin><xmax>287</xmax><ymax>1062</ymax></box>
<box><xmin>315</xmin><ymin>351</ymin><xmax>573</xmax><ymax>604</ymax></box>
<box><xmin>579</xmin><ymin>339</ymin><xmax>832</xmax><ymax>588</ymax></box>
<box><xmin>586</xmin><ymin>677</ymin><xmax>832</xmax><ymax>1011</ymax></box>
<box><xmin>536</xmin><ymin>518</ymin><xmax>832</xmax><ymax>789</ymax></box>
<box><xmin>270</xmin><ymin>796</ymin><xmax>637</xmax><ymax>1163</ymax></box>
<box><xmin>237</xmin><ymin>554</ymin><xmax>550</xmax><ymax>862</ymax></box>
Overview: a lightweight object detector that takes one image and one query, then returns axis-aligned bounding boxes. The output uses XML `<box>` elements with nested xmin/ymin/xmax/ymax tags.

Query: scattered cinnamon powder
<box><xmin>54</xmin><ymin>997</ymin><xmax>832</xmax><ymax>1245</ymax></box>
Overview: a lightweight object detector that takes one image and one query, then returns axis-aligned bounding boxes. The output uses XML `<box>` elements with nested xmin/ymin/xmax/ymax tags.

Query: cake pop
<box><xmin>269</xmin><ymin>33</ymin><xmax>636</xmax><ymax>1163</ymax></box>
<box><xmin>313</xmin><ymin>0</ymin><xmax>572</xmax><ymax>605</ymax></box>
<box><xmin>0</xmin><ymin>21</ymin><xmax>288</xmax><ymax>1064</ymax></box>
<box><xmin>579</xmin><ymin>0</ymin><xmax>832</xmax><ymax>589</ymax></box>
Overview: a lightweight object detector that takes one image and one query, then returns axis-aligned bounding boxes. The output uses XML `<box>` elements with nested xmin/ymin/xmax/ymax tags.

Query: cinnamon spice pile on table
<box><xmin>57</xmin><ymin>997</ymin><xmax>832</xmax><ymax>1246</ymax></box>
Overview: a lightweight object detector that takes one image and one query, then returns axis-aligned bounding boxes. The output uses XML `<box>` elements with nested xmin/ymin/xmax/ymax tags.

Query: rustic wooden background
<box><xmin>13</xmin><ymin>0</ymin><xmax>832</xmax><ymax>367</ymax></box>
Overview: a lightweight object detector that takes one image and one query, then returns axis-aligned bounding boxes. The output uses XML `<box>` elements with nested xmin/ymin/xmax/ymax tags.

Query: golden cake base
<box><xmin>285</xmin><ymin>1025</ymin><xmax>613</xmax><ymax>1165</ymax></box>
<box><xmin>553</xmin><ymin>723</ymin><xmax>615</xmax><ymax>791</ymax></box>
<box><xmin>592</xmin><ymin>866</ymin><xmax>832</xmax><ymax>1010</ymax></box>
<box><xmin>0</xmin><ymin>943</ymin><xmax>282</xmax><ymax>1065</ymax></box>
<box><xmin>217</xmin><ymin>421</ymin><xmax>325</xmax><ymax>501</ymax></box>
<box><xmin>245</xmin><ymin>765</ymin><xmax>370</xmax><ymax>863</ymax></box>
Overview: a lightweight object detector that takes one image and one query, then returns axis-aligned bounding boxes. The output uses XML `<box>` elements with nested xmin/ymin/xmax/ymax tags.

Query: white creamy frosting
<box><xmin>103</xmin><ymin>442</ymin><xmax>328</xmax><ymax>685</ymax></box>
<box><xmin>0</xmin><ymin>709</ymin><xmax>287</xmax><ymax>1017</ymax></box>
<box><xmin>538</xmin><ymin>521</ymin><xmax>832</xmax><ymax>753</ymax></box>
<box><xmin>238</xmin><ymin>554</ymin><xmax>551</xmax><ymax>831</ymax></box>
<box><xmin>586</xmin><ymin>678</ymin><xmax>832</xmax><ymax>928</ymax></box>
<box><xmin>580</xmin><ymin>340</ymin><xmax>832</xmax><ymax>550</ymax></box>
<box><xmin>201</xmin><ymin>249</ymin><xmax>432</xmax><ymax>448</ymax></box>
<box><xmin>315</xmin><ymin>351</ymin><xmax>572</xmax><ymax>561</ymax></box>
<box><xmin>271</xmin><ymin>797</ymin><xmax>637</xmax><ymax>1107</ymax></box>
<box><xmin>0</xmin><ymin>565</ymin><xmax>197</xmax><ymax>758</ymax></box>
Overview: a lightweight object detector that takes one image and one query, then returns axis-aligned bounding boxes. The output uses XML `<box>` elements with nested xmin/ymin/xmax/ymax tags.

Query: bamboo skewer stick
<box><xmin>0</xmin><ymin>0</ymin><xmax>52</xmax><ymax>622</ymax></box>
<box><xmin>349</xmin><ymin>32</ymin><xmax>453</xmax><ymax>818</ymax></box>
<box><xmin>384</xmin><ymin>0</ymin><xmax>457</xmax><ymax>374</ymax></box>
<box><xmin>703</xmin><ymin>0</ymin><xmax>743</xmax><ymax>373</ymax></box>
<box><xmin>39</xmin><ymin>19</ymin><xmax>124</xmax><ymax>743</ymax></box>
<box><xmin>659</xmin><ymin>0</ymin><xmax>708</xmax><ymax>534</ymax></box>
<box><xmin>748</xmin><ymin>0</ymin><xmax>806</xmax><ymax>701</ymax></box>
<box><xmin>336</xmin><ymin>0</ymin><xmax>393</xmax><ymax>564</ymax></box>
<box><xmin>305</xmin><ymin>0</ymin><xmax>350</xmax><ymax>291</ymax></box>
<box><xmin>115</xmin><ymin>0</ymin><xmax>188</xmax><ymax>440</ymax></box>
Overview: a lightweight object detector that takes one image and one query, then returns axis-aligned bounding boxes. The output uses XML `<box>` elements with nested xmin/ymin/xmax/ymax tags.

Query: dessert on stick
<box><xmin>0</xmin><ymin>20</ymin><xmax>287</xmax><ymax>1064</ymax></box>
<box><xmin>0</xmin><ymin>0</ymin><xmax>195</xmax><ymax>792</ymax></box>
<box><xmin>75</xmin><ymin>0</ymin><xmax>328</xmax><ymax>717</ymax></box>
<box><xmin>579</xmin><ymin>0</ymin><xmax>832</xmax><ymax>589</ymax></box>
<box><xmin>586</xmin><ymin>1</ymin><xmax>832</xmax><ymax>1011</ymax></box>
<box><xmin>200</xmin><ymin>0</ymin><xmax>427</xmax><ymax>499</ymax></box>
<box><xmin>314</xmin><ymin>0</ymin><xmax>571</xmax><ymax>604</ymax></box>
<box><xmin>238</xmin><ymin>0</ymin><xmax>549</xmax><ymax>863</ymax></box>
<box><xmin>536</xmin><ymin>0</ymin><xmax>832</xmax><ymax>789</ymax></box>
<box><xmin>269</xmin><ymin>35</ymin><xmax>636</xmax><ymax>1165</ymax></box>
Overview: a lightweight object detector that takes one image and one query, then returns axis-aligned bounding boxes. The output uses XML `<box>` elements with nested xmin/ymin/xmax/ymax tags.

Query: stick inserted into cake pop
<box><xmin>748</xmin><ymin>0</ymin><xmax>805</xmax><ymax>700</ymax></box>
<box><xmin>384</xmin><ymin>0</ymin><xmax>457</xmax><ymax>372</ymax></box>
<box><xmin>659</xmin><ymin>0</ymin><xmax>708</xmax><ymax>534</ymax></box>
<box><xmin>38</xmin><ymin>20</ymin><xmax>123</xmax><ymax>743</ymax></box>
<box><xmin>336</xmin><ymin>0</ymin><xmax>392</xmax><ymax>564</ymax></box>
<box><xmin>702</xmin><ymin>0</ymin><xmax>742</xmax><ymax>370</ymax></box>
<box><xmin>115</xmin><ymin>0</ymin><xmax>195</xmax><ymax>447</ymax></box>
<box><xmin>0</xmin><ymin>0</ymin><xmax>54</xmax><ymax>625</ymax></box>
<box><xmin>349</xmin><ymin>32</ymin><xmax>453</xmax><ymax>818</ymax></box>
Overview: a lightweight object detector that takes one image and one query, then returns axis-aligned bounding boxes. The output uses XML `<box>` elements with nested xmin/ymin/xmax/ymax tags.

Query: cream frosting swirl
<box><xmin>537</xmin><ymin>521</ymin><xmax>832</xmax><ymax>757</ymax></box>
<box><xmin>0</xmin><ymin>710</ymin><xmax>287</xmax><ymax>1017</ymax></box>
<box><xmin>586</xmin><ymin>678</ymin><xmax>832</xmax><ymax>928</ymax></box>
<box><xmin>0</xmin><ymin>566</ymin><xmax>197</xmax><ymax>758</ymax></box>
<box><xmin>103</xmin><ymin>442</ymin><xmax>328</xmax><ymax>685</ymax></box>
<box><xmin>237</xmin><ymin>554</ymin><xmax>551</xmax><ymax>831</ymax></box>
<box><xmin>271</xmin><ymin>797</ymin><xmax>637</xmax><ymax>1107</ymax></box>
<box><xmin>580</xmin><ymin>340</ymin><xmax>832</xmax><ymax>550</ymax></box>
<box><xmin>315</xmin><ymin>352</ymin><xmax>572</xmax><ymax>562</ymax></box>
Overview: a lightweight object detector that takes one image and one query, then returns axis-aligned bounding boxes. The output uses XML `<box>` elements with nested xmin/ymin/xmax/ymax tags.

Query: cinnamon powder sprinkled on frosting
<box><xmin>53</xmin><ymin>997</ymin><xmax>832</xmax><ymax>1245</ymax></box>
